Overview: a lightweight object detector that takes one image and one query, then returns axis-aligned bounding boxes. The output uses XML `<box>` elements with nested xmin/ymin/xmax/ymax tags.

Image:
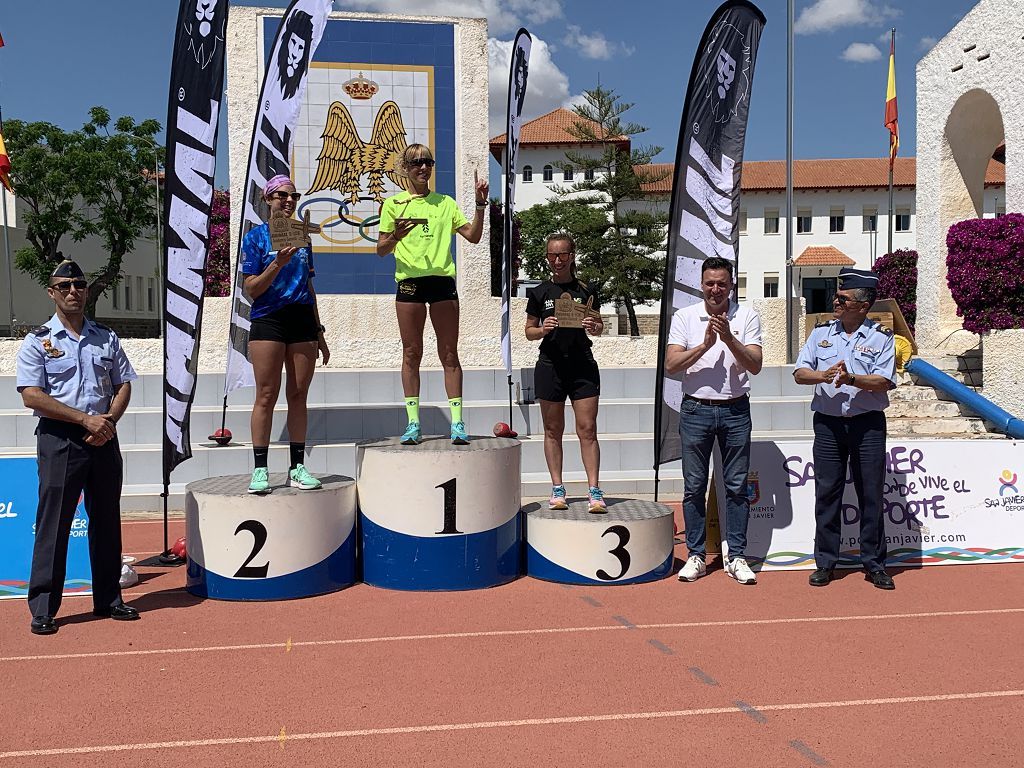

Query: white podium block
<box><xmin>185</xmin><ymin>474</ymin><xmax>357</xmax><ymax>600</ymax></box>
<box><xmin>526</xmin><ymin>499</ymin><xmax>675</xmax><ymax>585</ymax></box>
<box><xmin>357</xmin><ymin>436</ymin><xmax>522</xmax><ymax>590</ymax></box>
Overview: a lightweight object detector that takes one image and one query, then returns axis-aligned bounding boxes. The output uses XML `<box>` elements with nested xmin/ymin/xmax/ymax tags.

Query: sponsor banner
<box><xmin>224</xmin><ymin>0</ymin><xmax>333</xmax><ymax>394</ymax></box>
<box><xmin>502</xmin><ymin>28</ymin><xmax>531</xmax><ymax>374</ymax></box>
<box><xmin>654</xmin><ymin>1</ymin><xmax>766</xmax><ymax>468</ymax></box>
<box><xmin>712</xmin><ymin>439</ymin><xmax>1024</xmax><ymax>570</ymax></box>
<box><xmin>0</xmin><ymin>457</ymin><xmax>91</xmax><ymax>600</ymax></box>
<box><xmin>162</xmin><ymin>0</ymin><xmax>229</xmax><ymax>477</ymax></box>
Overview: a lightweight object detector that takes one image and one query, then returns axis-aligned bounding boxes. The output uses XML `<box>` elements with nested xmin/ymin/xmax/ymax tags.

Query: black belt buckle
<box><xmin>686</xmin><ymin>394</ymin><xmax>746</xmax><ymax>406</ymax></box>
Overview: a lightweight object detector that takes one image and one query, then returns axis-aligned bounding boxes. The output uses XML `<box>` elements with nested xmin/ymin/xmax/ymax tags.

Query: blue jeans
<box><xmin>679</xmin><ymin>396</ymin><xmax>752</xmax><ymax>560</ymax></box>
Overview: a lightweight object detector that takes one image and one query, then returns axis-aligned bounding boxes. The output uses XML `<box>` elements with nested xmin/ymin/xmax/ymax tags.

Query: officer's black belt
<box><xmin>684</xmin><ymin>394</ymin><xmax>749</xmax><ymax>406</ymax></box>
<box><xmin>38</xmin><ymin>417</ymin><xmax>89</xmax><ymax>439</ymax></box>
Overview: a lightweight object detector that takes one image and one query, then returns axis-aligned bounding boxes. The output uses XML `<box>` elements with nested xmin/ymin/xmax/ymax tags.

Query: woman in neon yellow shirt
<box><xmin>377</xmin><ymin>144</ymin><xmax>488</xmax><ymax>445</ymax></box>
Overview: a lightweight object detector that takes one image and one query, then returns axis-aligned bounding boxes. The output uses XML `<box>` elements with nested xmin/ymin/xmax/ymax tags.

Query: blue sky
<box><xmin>0</xmin><ymin>0</ymin><xmax>978</xmax><ymax>189</ymax></box>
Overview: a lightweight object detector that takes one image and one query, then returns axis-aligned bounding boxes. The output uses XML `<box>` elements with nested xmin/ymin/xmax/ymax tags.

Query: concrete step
<box><xmin>887</xmin><ymin>416</ymin><xmax>989</xmax><ymax>437</ymax></box>
<box><xmin>0</xmin><ymin>365</ymin><xmax>811</xmax><ymax>412</ymax></box>
<box><xmin>919</xmin><ymin>351</ymin><xmax>982</xmax><ymax>373</ymax></box>
<box><xmin>911</xmin><ymin>368</ymin><xmax>983</xmax><ymax>387</ymax></box>
<box><xmin>885</xmin><ymin>399</ymin><xmax>967</xmax><ymax>418</ymax></box>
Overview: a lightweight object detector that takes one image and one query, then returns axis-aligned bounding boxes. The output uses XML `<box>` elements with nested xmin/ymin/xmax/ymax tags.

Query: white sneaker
<box><xmin>725</xmin><ymin>557</ymin><xmax>757</xmax><ymax>585</ymax></box>
<box><xmin>677</xmin><ymin>555</ymin><xmax>706</xmax><ymax>582</ymax></box>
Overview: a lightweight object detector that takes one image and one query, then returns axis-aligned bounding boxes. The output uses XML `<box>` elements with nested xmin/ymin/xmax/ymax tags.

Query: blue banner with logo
<box><xmin>0</xmin><ymin>457</ymin><xmax>92</xmax><ymax>599</ymax></box>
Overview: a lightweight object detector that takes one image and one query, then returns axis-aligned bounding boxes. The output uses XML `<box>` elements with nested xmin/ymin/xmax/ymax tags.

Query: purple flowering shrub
<box><xmin>205</xmin><ymin>190</ymin><xmax>231</xmax><ymax>297</ymax></box>
<box><xmin>946</xmin><ymin>213</ymin><xmax>1024</xmax><ymax>333</ymax></box>
<box><xmin>874</xmin><ymin>248</ymin><xmax>917</xmax><ymax>333</ymax></box>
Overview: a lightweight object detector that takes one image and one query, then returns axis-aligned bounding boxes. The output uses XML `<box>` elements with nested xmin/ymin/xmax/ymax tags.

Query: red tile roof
<box><xmin>489</xmin><ymin>108</ymin><xmax>629</xmax><ymax>161</ymax></box>
<box><xmin>637</xmin><ymin>157</ymin><xmax>1006</xmax><ymax>195</ymax></box>
<box><xmin>794</xmin><ymin>246</ymin><xmax>856</xmax><ymax>267</ymax></box>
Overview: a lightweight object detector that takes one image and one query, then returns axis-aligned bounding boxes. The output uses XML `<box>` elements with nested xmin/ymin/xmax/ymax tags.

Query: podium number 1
<box><xmin>596</xmin><ymin>525</ymin><xmax>631</xmax><ymax>581</ymax></box>
<box><xmin>435</xmin><ymin>478</ymin><xmax>462</xmax><ymax>534</ymax></box>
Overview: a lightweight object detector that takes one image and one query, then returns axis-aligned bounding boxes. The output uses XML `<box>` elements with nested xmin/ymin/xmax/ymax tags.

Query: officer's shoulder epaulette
<box><xmin>30</xmin><ymin>325</ymin><xmax>49</xmax><ymax>336</ymax></box>
<box><xmin>877</xmin><ymin>325</ymin><xmax>894</xmax><ymax>337</ymax></box>
<box><xmin>91</xmin><ymin>321</ymin><xmax>111</xmax><ymax>331</ymax></box>
<box><xmin>814</xmin><ymin>320</ymin><xmax>831</xmax><ymax>328</ymax></box>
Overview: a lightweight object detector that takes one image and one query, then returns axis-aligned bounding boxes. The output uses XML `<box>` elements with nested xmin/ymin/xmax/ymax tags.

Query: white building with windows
<box><xmin>491</xmin><ymin>109</ymin><xmax>1006</xmax><ymax>322</ymax></box>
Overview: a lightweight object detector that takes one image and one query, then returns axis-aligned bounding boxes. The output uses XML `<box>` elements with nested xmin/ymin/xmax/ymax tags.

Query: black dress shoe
<box><xmin>865</xmin><ymin>570</ymin><xmax>895</xmax><ymax>590</ymax></box>
<box><xmin>93</xmin><ymin>604</ymin><xmax>140</xmax><ymax>621</ymax></box>
<box><xmin>31</xmin><ymin>615</ymin><xmax>58</xmax><ymax>635</ymax></box>
<box><xmin>808</xmin><ymin>567</ymin><xmax>834</xmax><ymax>587</ymax></box>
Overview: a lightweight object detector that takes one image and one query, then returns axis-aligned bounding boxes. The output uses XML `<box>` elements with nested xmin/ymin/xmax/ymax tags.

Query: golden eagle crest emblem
<box><xmin>307</xmin><ymin>100</ymin><xmax>408</xmax><ymax>204</ymax></box>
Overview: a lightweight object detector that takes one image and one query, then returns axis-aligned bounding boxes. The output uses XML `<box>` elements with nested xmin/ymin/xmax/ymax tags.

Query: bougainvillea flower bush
<box><xmin>946</xmin><ymin>213</ymin><xmax>1024</xmax><ymax>333</ymax></box>
<box><xmin>205</xmin><ymin>189</ymin><xmax>231</xmax><ymax>298</ymax></box>
<box><xmin>874</xmin><ymin>248</ymin><xmax>918</xmax><ymax>333</ymax></box>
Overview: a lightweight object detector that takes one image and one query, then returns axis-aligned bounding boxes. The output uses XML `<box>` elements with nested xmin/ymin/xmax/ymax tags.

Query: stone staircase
<box><xmin>892</xmin><ymin>347</ymin><xmax>997</xmax><ymax>438</ymax></box>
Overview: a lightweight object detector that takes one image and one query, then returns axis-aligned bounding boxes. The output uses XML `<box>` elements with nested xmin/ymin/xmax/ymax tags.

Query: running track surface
<box><xmin>2</xmin><ymin>516</ymin><xmax>1022</xmax><ymax>767</ymax></box>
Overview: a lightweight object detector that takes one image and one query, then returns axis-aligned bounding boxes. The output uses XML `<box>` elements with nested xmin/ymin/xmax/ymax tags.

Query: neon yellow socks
<box><xmin>449</xmin><ymin>397</ymin><xmax>463</xmax><ymax>423</ymax></box>
<box><xmin>405</xmin><ymin>396</ymin><xmax>420</xmax><ymax>424</ymax></box>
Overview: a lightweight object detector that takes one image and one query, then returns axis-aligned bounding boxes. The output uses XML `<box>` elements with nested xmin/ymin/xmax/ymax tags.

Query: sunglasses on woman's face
<box><xmin>269</xmin><ymin>191</ymin><xmax>302</xmax><ymax>201</ymax></box>
<box><xmin>408</xmin><ymin>158</ymin><xmax>435</xmax><ymax>168</ymax></box>
<box><xmin>50</xmin><ymin>279</ymin><xmax>88</xmax><ymax>293</ymax></box>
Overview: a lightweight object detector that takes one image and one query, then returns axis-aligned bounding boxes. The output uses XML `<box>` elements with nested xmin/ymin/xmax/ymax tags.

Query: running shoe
<box><xmin>549</xmin><ymin>485</ymin><xmax>569</xmax><ymax>510</ymax></box>
<box><xmin>450</xmin><ymin>421</ymin><xmax>469</xmax><ymax>445</ymax></box>
<box><xmin>677</xmin><ymin>555</ymin><xmax>707</xmax><ymax>582</ymax></box>
<box><xmin>400</xmin><ymin>421</ymin><xmax>422</xmax><ymax>445</ymax></box>
<box><xmin>288</xmin><ymin>464</ymin><xmax>322</xmax><ymax>490</ymax></box>
<box><xmin>724</xmin><ymin>556</ymin><xmax>757</xmax><ymax>585</ymax></box>
<box><xmin>248</xmin><ymin>467</ymin><xmax>271</xmax><ymax>494</ymax></box>
<box><xmin>587</xmin><ymin>486</ymin><xmax>607</xmax><ymax>513</ymax></box>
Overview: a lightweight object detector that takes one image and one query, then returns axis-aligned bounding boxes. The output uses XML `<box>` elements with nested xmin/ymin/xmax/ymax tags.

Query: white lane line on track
<box><xmin>2</xmin><ymin>690</ymin><xmax>1022</xmax><ymax>759</ymax></box>
<box><xmin>4</xmin><ymin>607</ymin><xmax>1024</xmax><ymax>663</ymax></box>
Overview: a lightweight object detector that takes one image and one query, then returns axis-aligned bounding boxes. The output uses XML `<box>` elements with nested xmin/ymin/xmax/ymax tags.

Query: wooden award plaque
<box><xmin>269</xmin><ymin>209</ymin><xmax>321</xmax><ymax>251</ymax></box>
<box><xmin>553</xmin><ymin>293</ymin><xmax>601</xmax><ymax>329</ymax></box>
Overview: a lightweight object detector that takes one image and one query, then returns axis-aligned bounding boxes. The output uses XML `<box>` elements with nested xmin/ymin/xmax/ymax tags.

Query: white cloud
<box><xmin>488</xmin><ymin>36</ymin><xmax>578</xmax><ymax>136</ymax></box>
<box><xmin>795</xmin><ymin>0</ymin><xmax>899</xmax><ymax>35</ymax></box>
<box><xmin>918</xmin><ymin>36</ymin><xmax>938</xmax><ymax>52</ymax></box>
<box><xmin>334</xmin><ymin>0</ymin><xmax>562</xmax><ymax>36</ymax></box>
<box><xmin>840</xmin><ymin>42</ymin><xmax>883</xmax><ymax>62</ymax></box>
<box><xmin>562</xmin><ymin>25</ymin><xmax>634</xmax><ymax>60</ymax></box>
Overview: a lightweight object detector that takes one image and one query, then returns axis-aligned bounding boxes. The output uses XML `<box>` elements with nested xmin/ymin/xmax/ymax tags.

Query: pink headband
<box><xmin>264</xmin><ymin>174</ymin><xmax>294</xmax><ymax>197</ymax></box>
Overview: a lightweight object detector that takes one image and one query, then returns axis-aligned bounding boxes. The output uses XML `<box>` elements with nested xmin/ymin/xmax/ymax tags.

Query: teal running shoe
<box><xmin>248</xmin><ymin>467</ymin><xmax>271</xmax><ymax>494</ymax></box>
<box><xmin>588</xmin><ymin>486</ymin><xmax>607</xmax><ymax>513</ymax></box>
<box><xmin>549</xmin><ymin>485</ymin><xmax>568</xmax><ymax>510</ymax></box>
<box><xmin>450</xmin><ymin>421</ymin><xmax>469</xmax><ymax>445</ymax></box>
<box><xmin>288</xmin><ymin>464</ymin><xmax>322</xmax><ymax>490</ymax></box>
<box><xmin>401</xmin><ymin>421</ymin><xmax>422</xmax><ymax>445</ymax></box>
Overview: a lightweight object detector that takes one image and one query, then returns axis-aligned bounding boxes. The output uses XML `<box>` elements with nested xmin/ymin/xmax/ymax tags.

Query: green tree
<box><xmin>6</xmin><ymin>107</ymin><xmax>163</xmax><ymax>317</ymax></box>
<box><xmin>525</xmin><ymin>85</ymin><xmax>669</xmax><ymax>336</ymax></box>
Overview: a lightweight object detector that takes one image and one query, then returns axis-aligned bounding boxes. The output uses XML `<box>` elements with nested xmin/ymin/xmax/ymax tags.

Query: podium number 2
<box><xmin>435</xmin><ymin>478</ymin><xmax>462</xmax><ymax>534</ymax></box>
<box><xmin>596</xmin><ymin>525</ymin><xmax>631</xmax><ymax>581</ymax></box>
<box><xmin>234</xmin><ymin>520</ymin><xmax>270</xmax><ymax>578</ymax></box>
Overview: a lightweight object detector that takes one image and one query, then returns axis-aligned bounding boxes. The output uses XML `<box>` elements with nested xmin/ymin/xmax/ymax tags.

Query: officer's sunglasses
<box><xmin>268</xmin><ymin>191</ymin><xmax>302</xmax><ymax>202</ymax></box>
<box><xmin>832</xmin><ymin>293</ymin><xmax>864</xmax><ymax>306</ymax></box>
<box><xmin>50</xmin><ymin>279</ymin><xmax>88</xmax><ymax>293</ymax></box>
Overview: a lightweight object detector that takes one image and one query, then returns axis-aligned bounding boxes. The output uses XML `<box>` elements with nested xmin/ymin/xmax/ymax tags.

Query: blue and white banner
<box><xmin>224</xmin><ymin>0</ymin><xmax>333</xmax><ymax>394</ymax></box>
<box><xmin>501</xmin><ymin>28</ymin><xmax>531</xmax><ymax>375</ymax></box>
<box><xmin>0</xmin><ymin>457</ymin><xmax>91</xmax><ymax>600</ymax></box>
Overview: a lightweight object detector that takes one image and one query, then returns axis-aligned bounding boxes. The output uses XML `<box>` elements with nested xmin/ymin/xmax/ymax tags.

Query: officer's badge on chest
<box><xmin>818</xmin><ymin>340</ymin><xmax>832</xmax><ymax>348</ymax></box>
<box><xmin>41</xmin><ymin>339</ymin><xmax>65</xmax><ymax>358</ymax></box>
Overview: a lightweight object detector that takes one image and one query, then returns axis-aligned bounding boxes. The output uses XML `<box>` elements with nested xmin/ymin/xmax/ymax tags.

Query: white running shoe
<box><xmin>725</xmin><ymin>557</ymin><xmax>757</xmax><ymax>585</ymax></box>
<box><xmin>677</xmin><ymin>555</ymin><xmax>707</xmax><ymax>582</ymax></box>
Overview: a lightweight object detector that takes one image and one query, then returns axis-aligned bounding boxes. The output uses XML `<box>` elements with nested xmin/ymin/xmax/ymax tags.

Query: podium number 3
<box><xmin>596</xmin><ymin>525</ymin><xmax>631</xmax><ymax>581</ymax></box>
<box><xmin>234</xmin><ymin>520</ymin><xmax>270</xmax><ymax>578</ymax></box>
<box><xmin>435</xmin><ymin>478</ymin><xmax>462</xmax><ymax>534</ymax></box>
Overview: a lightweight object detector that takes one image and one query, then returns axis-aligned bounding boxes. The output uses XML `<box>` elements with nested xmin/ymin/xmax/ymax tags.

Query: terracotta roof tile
<box><xmin>489</xmin><ymin>108</ymin><xmax>628</xmax><ymax>161</ymax></box>
<box><xmin>636</xmin><ymin>157</ymin><xmax>1006</xmax><ymax>194</ymax></box>
<box><xmin>794</xmin><ymin>246</ymin><xmax>856</xmax><ymax>266</ymax></box>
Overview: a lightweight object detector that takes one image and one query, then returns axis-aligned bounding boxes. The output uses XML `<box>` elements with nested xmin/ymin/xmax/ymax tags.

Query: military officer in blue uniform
<box><xmin>16</xmin><ymin>259</ymin><xmax>140</xmax><ymax>634</ymax></box>
<box><xmin>794</xmin><ymin>267</ymin><xmax>897</xmax><ymax>590</ymax></box>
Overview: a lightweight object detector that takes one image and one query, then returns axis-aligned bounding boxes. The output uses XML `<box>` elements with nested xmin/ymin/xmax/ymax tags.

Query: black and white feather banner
<box><xmin>162</xmin><ymin>0</ymin><xmax>229</xmax><ymax>479</ymax></box>
<box><xmin>653</xmin><ymin>0</ymin><xmax>766</xmax><ymax>469</ymax></box>
<box><xmin>224</xmin><ymin>0</ymin><xmax>333</xmax><ymax>394</ymax></box>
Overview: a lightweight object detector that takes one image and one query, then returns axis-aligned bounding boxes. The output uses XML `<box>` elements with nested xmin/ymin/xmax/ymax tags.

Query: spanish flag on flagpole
<box><xmin>884</xmin><ymin>29</ymin><xmax>898</xmax><ymax>170</ymax></box>
<box><xmin>0</xmin><ymin>125</ymin><xmax>12</xmax><ymax>193</ymax></box>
